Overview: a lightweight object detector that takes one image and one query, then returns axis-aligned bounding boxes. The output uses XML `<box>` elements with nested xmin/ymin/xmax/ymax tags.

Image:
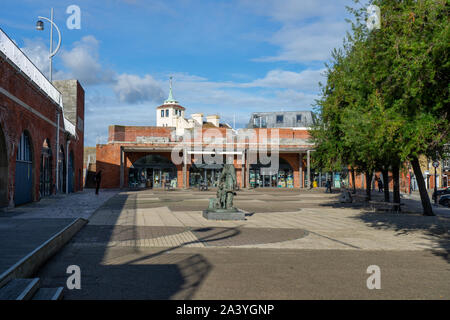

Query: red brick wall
<box><xmin>74</xmin><ymin>81</ymin><xmax>85</xmax><ymax>192</ymax></box>
<box><xmin>0</xmin><ymin>56</ymin><xmax>84</xmax><ymax>206</ymax></box>
<box><xmin>280</xmin><ymin>153</ymin><xmax>301</xmax><ymax>188</ymax></box>
<box><xmin>96</xmin><ymin>126</ymin><xmax>311</xmax><ymax>190</ymax></box>
<box><xmin>108</xmin><ymin>125</ymin><xmax>174</xmax><ymax>142</ymax></box>
<box><xmin>348</xmin><ymin>170</ymin><xmax>409</xmax><ymax>193</ymax></box>
<box><xmin>96</xmin><ymin>144</ymin><xmax>121</xmax><ymax>189</ymax></box>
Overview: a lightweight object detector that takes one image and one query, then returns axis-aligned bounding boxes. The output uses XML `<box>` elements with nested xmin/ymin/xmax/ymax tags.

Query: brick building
<box><xmin>96</xmin><ymin>85</ymin><xmax>316</xmax><ymax>189</ymax></box>
<box><xmin>0</xmin><ymin>28</ymin><xmax>84</xmax><ymax>208</ymax></box>
<box><xmin>97</xmin><ymin>125</ymin><xmax>316</xmax><ymax>189</ymax></box>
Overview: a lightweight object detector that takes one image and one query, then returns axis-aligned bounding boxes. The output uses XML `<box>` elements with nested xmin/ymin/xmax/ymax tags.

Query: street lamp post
<box><xmin>36</xmin><ymin>8</ymin><xmax>62</xmax><ymax>193</ymax></box>
<box><xmin>36</xmin><ymin>8</ymin><xmax>62</xmax><ymax>82</ymax></box>
<box><xmin>432</xmin><ymin>159</ymin><xmax>439</xmax><ymax>206</ymax></box>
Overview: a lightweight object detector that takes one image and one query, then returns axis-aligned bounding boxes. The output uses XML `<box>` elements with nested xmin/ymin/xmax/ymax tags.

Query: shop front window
<box><xmin>249</xmin><ymin>158</ymin><xmax>293</xmax><ymax>188</ymax></box>
<box><xmin>189</xmin><ymin>164</ymin><xmax>223</xmax><ymax>188</ymax></box>
<box><xmin>129</xmin><ymin>154</ymin><xmax>177</xmax><ymax>188</ymax></box>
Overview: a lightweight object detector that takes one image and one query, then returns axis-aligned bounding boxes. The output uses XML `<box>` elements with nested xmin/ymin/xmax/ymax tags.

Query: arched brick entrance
<box><xmin>0</xmin><ymin>123</ymin><xmax>7</xmax><ymax>208</ymax></box>
<box><xmin>15</xmin><ymin>131</ymin><xmax>34</xmax><ymax>206</ymax></box>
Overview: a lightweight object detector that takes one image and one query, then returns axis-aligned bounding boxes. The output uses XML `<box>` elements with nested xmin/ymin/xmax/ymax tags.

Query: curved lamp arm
<box><xmin>38</xmin><ymin>16</ymin><xmax>61</xmax><ymax>58</ymax></box>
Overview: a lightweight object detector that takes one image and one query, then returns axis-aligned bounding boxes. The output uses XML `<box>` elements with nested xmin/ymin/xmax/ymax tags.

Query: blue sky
<box><xmin>0</xmin><ymin>0</ymin><xmax>359</xmax><ymax>146</ymax></box>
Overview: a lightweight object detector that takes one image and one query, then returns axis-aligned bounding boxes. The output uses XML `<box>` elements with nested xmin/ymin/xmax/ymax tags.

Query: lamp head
<box><xmin>36</xmin><ymin>20</ymin><xmax>44</xmax><ymax>31</ymax></box>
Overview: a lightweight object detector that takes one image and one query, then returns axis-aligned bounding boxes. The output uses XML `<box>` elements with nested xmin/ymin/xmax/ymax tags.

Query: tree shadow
<box><xmin>317</xmin><ymin>190</ymin><xmax>450</xmax><ymax>263</ymax></box>
<box><xmin>352</xmin><ymin>212</ymin><xmax>449</xmax><ymax>263</ymax></box>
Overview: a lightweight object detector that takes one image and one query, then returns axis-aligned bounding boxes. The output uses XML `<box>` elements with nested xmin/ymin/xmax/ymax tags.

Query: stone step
<box><xmin>0</xmin><ymin>278</ymin><xmax>40</xmax><ymax>300</ymax></box>
<box><xmin>32</xmin><ymin>287</ymin><xmax>64</xmax><ymax>300</ymax></box>
<box><xmin>0</xmin><ymin>218</ymin><xmax>88</xmax><ymax>288</ymax></box>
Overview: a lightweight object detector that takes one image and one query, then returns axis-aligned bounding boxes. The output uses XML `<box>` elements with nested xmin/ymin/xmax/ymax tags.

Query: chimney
<box><xmin>191</xmin><ymin>113</ymin><xmax>203</xmax><ymax>126</ymax></box>
<box><xmin>206</xmin><ymin>115</ymin><xmax>220</xmax><ymax>127</ymax></box>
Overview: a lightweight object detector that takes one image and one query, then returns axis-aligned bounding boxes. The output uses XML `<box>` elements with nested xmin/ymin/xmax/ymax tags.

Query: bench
<box><xmin>164</xmin><ymin>181</ymin><xmax>173</xmax><ymax>191</ymax></box>
<box><xmin>369</xmin><ymin>201</ymin><xmax>404</xmax><ymax>213</ymax></box>
<box><xmin>198</xmin><ymin>182</ymin><xmax>208</xmax><ymax>191</ymax></box>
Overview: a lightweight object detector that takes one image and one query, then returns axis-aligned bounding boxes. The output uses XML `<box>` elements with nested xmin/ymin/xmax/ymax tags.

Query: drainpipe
<box><xmin>307</xmin><ymin>149</ymin><xmax>316</xmax><ymax>189</ymax></box>
<box><xmin>307</xmin><ymin>150</ymin><xmax>311</xmax><ymax>188</ymax></box>
<box><xmin>55</xmin><ymin>112</ymin><xmax>60</xmax><ymax>193</ymax></box>
<box><xmin>66</xmin><ymin>139</ymin><xmax>71</xmax><ymax>194</ymax></box>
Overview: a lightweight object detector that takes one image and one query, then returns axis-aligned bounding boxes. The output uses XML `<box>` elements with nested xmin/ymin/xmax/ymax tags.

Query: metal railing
<box><xmin>0</xmin><ymin>28</ymin><xmax>63</xmax><ymax>107</ymax></box>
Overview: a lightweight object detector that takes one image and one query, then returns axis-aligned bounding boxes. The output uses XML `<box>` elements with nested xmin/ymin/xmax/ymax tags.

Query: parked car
<box><xmin>432</xmin><ymin>187</ymin><xmax>450</xmax><ymax>198</ymax></box>
<box><xmin>439</xmin><ymin>194</ymin><xmax>450</xmax><ymax>207</ymax></box>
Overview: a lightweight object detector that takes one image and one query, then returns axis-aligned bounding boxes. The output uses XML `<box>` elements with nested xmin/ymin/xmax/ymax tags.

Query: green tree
<box><xmin>311</xmin><ymin>0</ymin><xmax>449</xmax><ymax>215</ymax></box>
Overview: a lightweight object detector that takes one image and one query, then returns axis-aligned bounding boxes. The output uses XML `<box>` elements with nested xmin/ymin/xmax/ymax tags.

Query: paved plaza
<box><xmin>69</xmin><ymin>189</ymin><xmax>450</xmax><ymax>251</ymax></box>
<box><xmin>0</xmin><ymin>190</ymin><xmax>118</xmax><ymax>276</ymax></box>
<box><xmin>30</xmin><ymin>188</ymin><xmax>450</xmax><ymax>300</ymax></box>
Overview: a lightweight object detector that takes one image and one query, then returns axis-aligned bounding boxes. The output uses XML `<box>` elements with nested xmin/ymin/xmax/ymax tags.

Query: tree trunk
<box><xmin>351</xmin><ymin>168</ymin><xmax>356</xmax><ymax>194</ymax></box>
<box><xmin>382</xmin><ymin>167</ymin><xmax>390</xmax><ymax>202</ymax></box>
<box><xmin>365</xmin><ymin>171</ymin><xmax>373</xmax><ymax>201</ymax></box>
<box><xmin>411</xmin><ymin>156</ymin><xmax>434</xmax><ymax>216</ymax></box>
<box><xmin>392</xmin><ymin>164</ymin><xmax>401</xmax><ymax>212</ymax></box>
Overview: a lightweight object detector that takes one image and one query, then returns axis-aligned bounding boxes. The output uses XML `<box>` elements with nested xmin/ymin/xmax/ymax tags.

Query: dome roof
<box><xmin>156</xmin><ymin>104</ymin><xmax>185</xmax><ymax>110</ymax></box>
<box><xmin>156</xmin><ymin>76</ymin><xmax>185</xmax><ymax>110</ymax></box>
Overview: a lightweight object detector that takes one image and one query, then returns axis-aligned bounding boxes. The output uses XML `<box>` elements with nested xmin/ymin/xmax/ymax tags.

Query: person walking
<box><xmin>325</xmin><ymin>178</ymin><xmax>332</xmax><ymax>193</ymax></box>
<box><xmin>377</xmin><ymin>177</ymin><xmax>383</xmax><ymax>193</ymax></box>
<box><xmin>95</xmin><ymin>170</ymin><xmax>102</xmax><ymax>195</ymax></box>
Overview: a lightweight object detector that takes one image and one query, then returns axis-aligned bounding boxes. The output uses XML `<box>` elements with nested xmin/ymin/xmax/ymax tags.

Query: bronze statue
<box><xmin>204</xmin><ymin>164</ymin><xmax>244</xmax><ymax>220</ymax></box>
<box><xmin>207</xmin><ymin>164</ymin><xmax>239</xmax><ymax>212</ymax></box>
<box><xmin>216</xmin><ymin>164</ymin><xmax>237</xmax><ymax>210</ymax></box>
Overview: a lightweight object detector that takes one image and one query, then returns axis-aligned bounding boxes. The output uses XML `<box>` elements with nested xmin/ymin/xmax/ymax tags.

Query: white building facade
<box><xmin>156</xmin><ymin>78</ymin><xmax>224</xmax><ymax>136</ymax></box>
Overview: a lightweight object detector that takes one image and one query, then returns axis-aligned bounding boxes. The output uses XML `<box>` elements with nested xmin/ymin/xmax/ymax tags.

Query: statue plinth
<box><xmin>203</xmin><ymin>198</ymin><xmax>245</xmax><ymax>220</ymax></box>
<box><xmin>203</xmin><ymin>209</ymin><xmax>245</xmax><ymax>221</ymax></box>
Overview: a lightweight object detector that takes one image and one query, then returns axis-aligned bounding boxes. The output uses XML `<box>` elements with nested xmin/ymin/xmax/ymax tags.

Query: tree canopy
<box><xmin>310</xmin><ymin>0</ymin><xmax>449</xmax><ymax>215</ymax></box>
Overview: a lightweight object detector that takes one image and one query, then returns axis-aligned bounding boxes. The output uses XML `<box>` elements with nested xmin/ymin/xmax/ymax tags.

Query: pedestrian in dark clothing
<box><xmin>377</xmin><ymin>178</ymin><xmax>383</xmax><ymax>193</ymax></box>
<box><xmin>325</xmin><ymin>179</ymin><xmax>332</xmax><ymax>193</ymax></box>
<box><xmin>95</xmin><ymin>170</ymin><xmax>102</xmax><ymax>195</ymax></box>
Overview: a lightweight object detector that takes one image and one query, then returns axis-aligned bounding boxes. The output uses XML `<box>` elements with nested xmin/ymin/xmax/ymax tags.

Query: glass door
<box><xmin>154</xmin><ymin>170</ymin><xmax>161</xmax><ymax>188</ymax></box>
<box><xmin>263</xmin><ymin>175</ymin><xmax>271</xmax><ymax>187</ymax></box>
<box><xmin>250</xmin><ymin>169</ymin><xmax>256</xmax><ymax>188</ymax></box>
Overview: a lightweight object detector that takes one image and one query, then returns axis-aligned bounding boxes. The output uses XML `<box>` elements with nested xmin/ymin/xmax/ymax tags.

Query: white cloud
<box><xmin>240</xmin><ymin>0</ymin><xmax>351</xmax><ymax>63</ymax></box>
<box><xmin>82</xmin><ymin>69</ymin><xmax>322</xmax><ymax>146</ymax></box>
<box><xmin>60</xmin><ymin>36</ymin><xmax>115</xmax><ymax>86</ymax></box>
<box><xmin>21</xmin><ymin>38</ymin><xmax>67</xmax><ymax>80</ymax></box>
<box><xmin>240</xmin><ymin>0</ymin><xmax>345</xmax><ymax>22</ymax></box>
<box><xmin>113</xmin><ymin>74</ymin><xmax>165</xmax><ymax>104</ymax></box>
<box><xmin>21</xmin><ymin>35</ymin><xmax>115</xmax><ymax>85</ymax></box>
<box><xmin>243</xmin><ymin>68</ymin><xmax>326</xmax><ymax>91</ymax></box>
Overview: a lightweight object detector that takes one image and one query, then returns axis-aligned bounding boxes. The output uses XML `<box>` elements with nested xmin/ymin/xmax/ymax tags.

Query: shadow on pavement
<box><xmin>318</xmin><ymin>190</ymin><xmax>450</xmax><ymax>264</ymax></box>
<box><xmin>353</xmin><ymin>212</ymin><xmax>450</xmax><ymax>264</ymax></box>
<box><xmin>36</xmin><ymin>191</ymin><xmax>244</xmax><ymax>299</ymax></box>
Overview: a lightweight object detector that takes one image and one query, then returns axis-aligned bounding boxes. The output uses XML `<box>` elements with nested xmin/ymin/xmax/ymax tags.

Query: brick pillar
<box><xmin>120</xmin><ymin>147</ymin><xmax>124</xmax><ymax>189</ymax></box>
<box><xmin>183</xmin><ymin>148</ymin><xmax>187</xmax><ymax>189</ymax></box>
<box><xmin>245</xmin><ymin>149</ymin><xmax>250</xmax><ymax>189</ymax></box>
<box><xmin>299</xmin><ymin>152</ymin><xmax>303</xmax><ymax>189</ymax></box>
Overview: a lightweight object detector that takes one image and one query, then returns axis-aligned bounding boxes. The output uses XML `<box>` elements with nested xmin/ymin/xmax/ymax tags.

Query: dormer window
<box><xmin>276</xmin><ymin>115</ymin><xmax>284</xmax><ymax>123</ymax></box>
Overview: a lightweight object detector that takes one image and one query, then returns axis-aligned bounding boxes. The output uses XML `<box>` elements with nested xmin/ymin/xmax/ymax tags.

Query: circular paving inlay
<box><xmin>190</xmin><ymin>227</ymin><xmax>309</xmax><ymax>247</ymax></box>
<box><xmin>73</xmin><ymin>225</ymin><xmax>309</xmax><ymax>247</ymax></box>
<box><xmin>73</xmin><ymin>225</ymin><xmax>188</xmax><ymax>243</ymax></box>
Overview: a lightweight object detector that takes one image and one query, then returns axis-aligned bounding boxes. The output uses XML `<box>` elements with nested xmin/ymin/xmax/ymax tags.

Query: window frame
<box><xmin>276</xmin><ymin>115</ymin><xmax>284</xmax><ymax>124</ymax></box>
